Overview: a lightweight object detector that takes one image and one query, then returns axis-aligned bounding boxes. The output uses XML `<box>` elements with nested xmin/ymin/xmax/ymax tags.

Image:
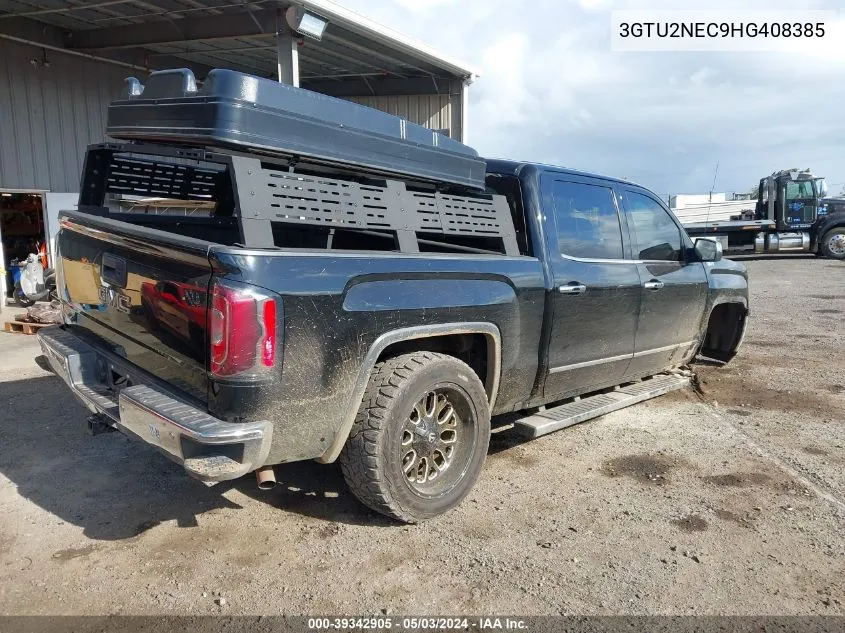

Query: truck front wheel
<box><xmin>340</xmin><ymin>351</ymin><xmax>491</xmax><ymax>523</ymax></box>
<box><xmin>820</xmin><ymin>228</ymin><xmax>845</xmax><ymax>260</ymax></box>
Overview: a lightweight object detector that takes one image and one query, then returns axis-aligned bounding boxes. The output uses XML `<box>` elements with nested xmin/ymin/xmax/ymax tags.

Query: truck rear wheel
<box><xmin>340</xmin><ymin>351</ymin><xmax>490</xmax><ymax>523</ymax></box>
<box><xmin>820</xmin><ymin>228</ymin><xmax>845</xmax><ymax>260</ymax></box>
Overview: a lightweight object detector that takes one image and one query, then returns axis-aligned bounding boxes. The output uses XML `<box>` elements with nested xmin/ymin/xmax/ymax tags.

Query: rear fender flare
<box><xmin>317</xmin><ymin>322</ymin><xmax>502</xmax><ymax>463</ymax></box>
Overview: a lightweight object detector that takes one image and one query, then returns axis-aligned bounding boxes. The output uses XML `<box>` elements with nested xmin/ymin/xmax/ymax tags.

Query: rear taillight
<box><xmin>209</xmin><ymin>280</ymin><xmax>278</xmax><ymax>379</ymax></box>
<box><xmin>261</xmin><ymin>299</ymin><xmax>276</xmax><ymax>367</ymax></box>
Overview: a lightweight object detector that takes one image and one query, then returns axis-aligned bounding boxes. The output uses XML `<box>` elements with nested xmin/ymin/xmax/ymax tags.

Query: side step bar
<box><xmin>514</xmin><ymin>372</ymin><xmax>691</xmax><ymax>439</ymax></box>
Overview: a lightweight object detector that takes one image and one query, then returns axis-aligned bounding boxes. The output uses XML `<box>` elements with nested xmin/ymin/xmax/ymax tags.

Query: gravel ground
<box><xmin>0</xmin><ymin>256</ymin><xmax>843</xmax><ymax>616</ymax></box>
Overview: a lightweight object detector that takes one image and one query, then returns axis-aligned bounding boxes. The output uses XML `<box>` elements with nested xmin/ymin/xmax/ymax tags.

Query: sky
<box><xmin>340</xmin><ymin>0</ymin><xmax>845</xmax><ymax>198</ymax></box>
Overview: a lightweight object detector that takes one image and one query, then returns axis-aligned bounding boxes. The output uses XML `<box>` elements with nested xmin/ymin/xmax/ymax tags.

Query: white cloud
<box><xmin>688</xmin><ymin>67</ymin><xmax>716</xmax><ymax>86</ymax></box>
<box><xmin>474</xmin><ymin>32</ymin><xmax>533</xmax><ymax>126</ymax></box>
<box><xmin>390</xmin><ymin>0</ymin><xmax>460</xmax><ymax>14</ymax></box>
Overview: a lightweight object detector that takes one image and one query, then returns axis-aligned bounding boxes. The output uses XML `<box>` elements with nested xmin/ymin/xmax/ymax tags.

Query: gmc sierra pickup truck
<box><xmin>38</xmin><ymin>69</ymin><xmax>748</xmax><ymax>523</ymax></box>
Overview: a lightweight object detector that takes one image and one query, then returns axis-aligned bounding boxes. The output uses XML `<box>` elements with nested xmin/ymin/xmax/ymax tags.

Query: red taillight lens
<box><xmin>261</xmin><ymin>299</ymin><xmax>276</xmax><ymax>367</ymax></box>
<box><xmin>209</xmin><ymin>281</ymin><xmax>278</xmax><ymax>378</ymax></box>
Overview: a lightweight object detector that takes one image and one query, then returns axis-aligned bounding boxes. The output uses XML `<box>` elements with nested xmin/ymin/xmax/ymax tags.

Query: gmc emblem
<box><xmin>99</xmin><ymin>285</ymin><xmax>132</xmax><ymax>314</ymax></box>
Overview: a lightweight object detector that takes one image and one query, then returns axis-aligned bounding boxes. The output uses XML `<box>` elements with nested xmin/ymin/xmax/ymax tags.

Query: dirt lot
<box><xmin>0</xmin><ymin>257</ymin><xmax>843</xmax><ymax>616</ymax></box>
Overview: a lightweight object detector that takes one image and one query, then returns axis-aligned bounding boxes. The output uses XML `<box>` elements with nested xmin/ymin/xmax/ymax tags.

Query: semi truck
<box><xmin>684</xmin><ymin>169</ymin><xmax>845</xmax><ymax>260</ymax></box>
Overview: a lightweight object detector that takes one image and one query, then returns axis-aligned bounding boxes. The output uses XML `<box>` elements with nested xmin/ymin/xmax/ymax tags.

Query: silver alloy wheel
<box><xmin>401</xmin><ymin>390</ymin><xmax>460</xmax><ymax>492</ymax></box>
<box><xmin>827</xmin><ymin>233</ymin><xmax>845</xmax><ymax>256</ymax></box>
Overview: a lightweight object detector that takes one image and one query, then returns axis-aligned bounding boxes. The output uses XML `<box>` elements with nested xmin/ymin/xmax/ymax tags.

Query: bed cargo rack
<box><xmin>77</xmin><ymin>143</ymin><xmax>520</xmax><ymax>256</ymax></box>
<box><xmin>106</xmin><ymin>68</ymin><xmax>486</xmax><ymax>191</ymax></box>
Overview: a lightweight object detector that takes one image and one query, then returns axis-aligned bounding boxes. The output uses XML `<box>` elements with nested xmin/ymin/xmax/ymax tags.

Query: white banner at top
<box><xmin>610</xmin><ymin>10</ymin><xmax>842</xmax><ymax>54</ymax></box>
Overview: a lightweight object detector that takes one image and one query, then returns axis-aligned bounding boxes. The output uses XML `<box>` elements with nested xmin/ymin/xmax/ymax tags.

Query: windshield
<box><xmin>785</xmin><ymin>180</ymin><xmax>817</xmax><ymax>200</ymax></box>
<box><xmin>783</xmin><ymin>178</ymin><xmax>820</xmax><ymax>224</ymax></box>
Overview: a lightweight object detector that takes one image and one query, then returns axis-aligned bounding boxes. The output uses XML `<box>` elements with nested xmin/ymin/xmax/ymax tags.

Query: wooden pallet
<box><xmin>3</xmin><ymin>315</ymin><xmax>50</xmax><ymax>335</ymax></box>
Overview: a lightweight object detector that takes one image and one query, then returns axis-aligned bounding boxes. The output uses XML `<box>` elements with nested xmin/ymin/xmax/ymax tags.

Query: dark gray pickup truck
<box><xmin>38</xmin><ymin>69</ymin><xmax>748</xmax><ymax>523</ymax></box>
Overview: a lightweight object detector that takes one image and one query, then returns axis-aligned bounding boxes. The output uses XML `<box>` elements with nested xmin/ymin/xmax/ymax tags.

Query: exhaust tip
<box><xmin>255</xmin><ymin>465</ymin><xmax>276</xmax><ymax>491</ymax></box>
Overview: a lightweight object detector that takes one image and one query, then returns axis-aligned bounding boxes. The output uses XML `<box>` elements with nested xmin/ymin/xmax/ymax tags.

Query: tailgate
<box><xmin>57</xmin><ymin>211</ymin><xmax>213</xmax><ymax>403</ymax></box>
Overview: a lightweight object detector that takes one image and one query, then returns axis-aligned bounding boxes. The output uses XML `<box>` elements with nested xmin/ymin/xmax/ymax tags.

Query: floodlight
<box><xmin>285</xmin><ymin>6</ymin><xmax>327</xmax><ymax>41</ymax></box>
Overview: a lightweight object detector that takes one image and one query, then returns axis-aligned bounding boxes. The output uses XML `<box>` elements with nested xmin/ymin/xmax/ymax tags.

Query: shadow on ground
<box><xmin>0</xmin><ymin>374</ymin><xmax>397</xmax><ymax>540</ymax></box>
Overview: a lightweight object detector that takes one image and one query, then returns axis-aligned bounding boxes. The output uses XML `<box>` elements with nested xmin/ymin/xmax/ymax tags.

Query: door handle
<box><xmin>643</xmin><ymin>280</ymin><xmax>664</xmax><ymax>290</ymax></box>
<box><xmin>559</xmin><ymin>283</ymin><xmax>587</xmax><ymax>295</ymax></box>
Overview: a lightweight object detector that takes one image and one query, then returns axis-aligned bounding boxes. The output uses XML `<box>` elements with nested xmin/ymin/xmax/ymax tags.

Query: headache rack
<box><xmin>78</xmin><ymin>143</ymin><xmax>520</xmax><ymax>256</ymax></box>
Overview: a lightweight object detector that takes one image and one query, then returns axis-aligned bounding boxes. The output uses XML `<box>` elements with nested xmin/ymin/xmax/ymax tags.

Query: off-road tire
<box><xmin>820</xmin><ymin>227</ymin><xmax>845</xmax><ymax>260</ymax></box>
<box><xmin>340</xmin><ymin>351</ymin><xmax>490</xmax><ymax>523</ymax></box>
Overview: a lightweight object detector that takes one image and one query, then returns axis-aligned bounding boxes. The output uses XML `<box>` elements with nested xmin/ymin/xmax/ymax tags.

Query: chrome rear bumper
<box><xmin>37</xmin><ymin>326</ymin><xmax>272</xmax><ymax>482</ymax></box>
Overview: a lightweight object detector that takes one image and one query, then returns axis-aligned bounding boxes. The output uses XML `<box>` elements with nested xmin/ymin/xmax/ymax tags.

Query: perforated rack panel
<box><xmin>105</xmin><ymin>155</ymin><xmax>223</xmax><ymax>200</ymax></box>
<box><xmin>249</xmin><ymin>167</ymin><xmax>518</xmax><ymax>253</ymax></box>
<box><xmin>411</xmin><ymin>192</ymin><xmax>506</xmax><ymax>236</ymax></box>
<box><xmin>265</xmin><ymin>171</ymin><xmax>392</xmax><ymax>230</ymax></box>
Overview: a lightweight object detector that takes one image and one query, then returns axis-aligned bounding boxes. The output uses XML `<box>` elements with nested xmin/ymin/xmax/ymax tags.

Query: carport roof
<box><xmin>0</xmin><ymin>0</ymin><xmax>478</xmax><ymax>94</ymax></box>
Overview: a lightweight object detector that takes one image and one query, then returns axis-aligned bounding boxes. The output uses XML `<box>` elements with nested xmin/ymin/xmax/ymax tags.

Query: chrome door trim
<box><xmin>549</xmin><ymin>340</ymin><xmax>697</xmax><ymax>374</ymax></box>
<box><xmin>549</xmin><ymin>352</ymin><xmax>631</xmax><ymax>374</ymax></box>
<box><xmin>633</xmin><ymin>340</ymin><xmax>696</xmax><ymax>358</ymax></box>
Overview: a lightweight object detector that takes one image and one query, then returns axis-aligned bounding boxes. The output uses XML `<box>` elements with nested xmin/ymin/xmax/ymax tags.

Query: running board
<box><xmin>513</xmin><ymin>372</ymin><xmax>691</xmax><ymax>439</ymax></box>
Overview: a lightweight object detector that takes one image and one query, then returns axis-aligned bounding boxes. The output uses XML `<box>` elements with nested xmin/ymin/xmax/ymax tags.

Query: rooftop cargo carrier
<box><xmin>106</xmin><ymin>68</ymin><xmax>486</xmax><ymax>191</ymax></box>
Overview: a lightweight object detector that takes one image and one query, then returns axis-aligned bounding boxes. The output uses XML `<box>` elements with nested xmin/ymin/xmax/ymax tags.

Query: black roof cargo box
<box><xmin>106</xmin><ymin>68</ymin><xmax>486</xmax><ymax>190</ymax></box>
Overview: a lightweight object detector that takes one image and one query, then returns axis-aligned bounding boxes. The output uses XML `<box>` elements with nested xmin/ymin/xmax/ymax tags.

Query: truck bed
<box><xmin>53</xmin><ymin>206</ymin><xmax>546</xmax><ymax>468</ymax></box>
<box><xmin>56</xmin><ymin>137</ymin><xmax>541</xmax><ymax>470</ymax></box>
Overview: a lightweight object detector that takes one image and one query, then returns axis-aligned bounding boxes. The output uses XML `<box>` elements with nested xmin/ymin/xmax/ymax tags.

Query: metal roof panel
<box><xmin>0</xmin><ymin>0</ymin><xmax>476</xmax><ymax>79</ymax></box>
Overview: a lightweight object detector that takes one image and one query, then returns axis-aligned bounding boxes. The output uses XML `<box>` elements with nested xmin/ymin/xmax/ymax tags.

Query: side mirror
<box><xmin>694</xmin><ymin>238</ymin><xmax>722</xmax><ymax>262</ymax></box>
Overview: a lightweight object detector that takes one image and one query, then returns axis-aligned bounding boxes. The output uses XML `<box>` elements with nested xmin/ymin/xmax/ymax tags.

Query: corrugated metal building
<box><xmin>0</xmin><ymin>39</ymin><xmax>128</xmax><ymax>192</ymax></box>
<box><xmin>0</xmin><ymin>0</ymin><xmax>478</xmax><ymax>306</ymax></box>
<box><xmin>345</xmin><ymin>95</ymin><xmax>452</xmax><ymax>137</ymax></box>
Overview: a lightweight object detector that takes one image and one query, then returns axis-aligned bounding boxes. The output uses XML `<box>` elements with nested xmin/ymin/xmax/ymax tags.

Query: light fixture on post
<box><xmin>285</xmin><ymin>6</ymin><xmax>328</xmax><ymax>41</ymax></box>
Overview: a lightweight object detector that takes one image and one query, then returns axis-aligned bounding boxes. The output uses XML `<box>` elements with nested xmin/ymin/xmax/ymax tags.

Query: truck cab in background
<box><xmin>758</xmin><ymin>171</ymin><xmax>824</xmax><ymax>230</ymax></box>
<box><xmin>685</xmin><ymin>169</ymin><xmax>845</xmax><ymax>260</ymax></box>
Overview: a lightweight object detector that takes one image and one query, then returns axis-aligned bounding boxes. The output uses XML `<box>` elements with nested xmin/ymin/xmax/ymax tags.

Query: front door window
<box><xmin>623</xmin><ymin>191</ymin><xmax>683</xmax><ymax>262</ymax></box>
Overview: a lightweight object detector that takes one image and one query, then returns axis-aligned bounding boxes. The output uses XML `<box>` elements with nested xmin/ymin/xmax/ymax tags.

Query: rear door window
<box><xmin>550</xmin><ymin>180</ymin><xmax>624</xmax><ymax>260</ymax></box>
